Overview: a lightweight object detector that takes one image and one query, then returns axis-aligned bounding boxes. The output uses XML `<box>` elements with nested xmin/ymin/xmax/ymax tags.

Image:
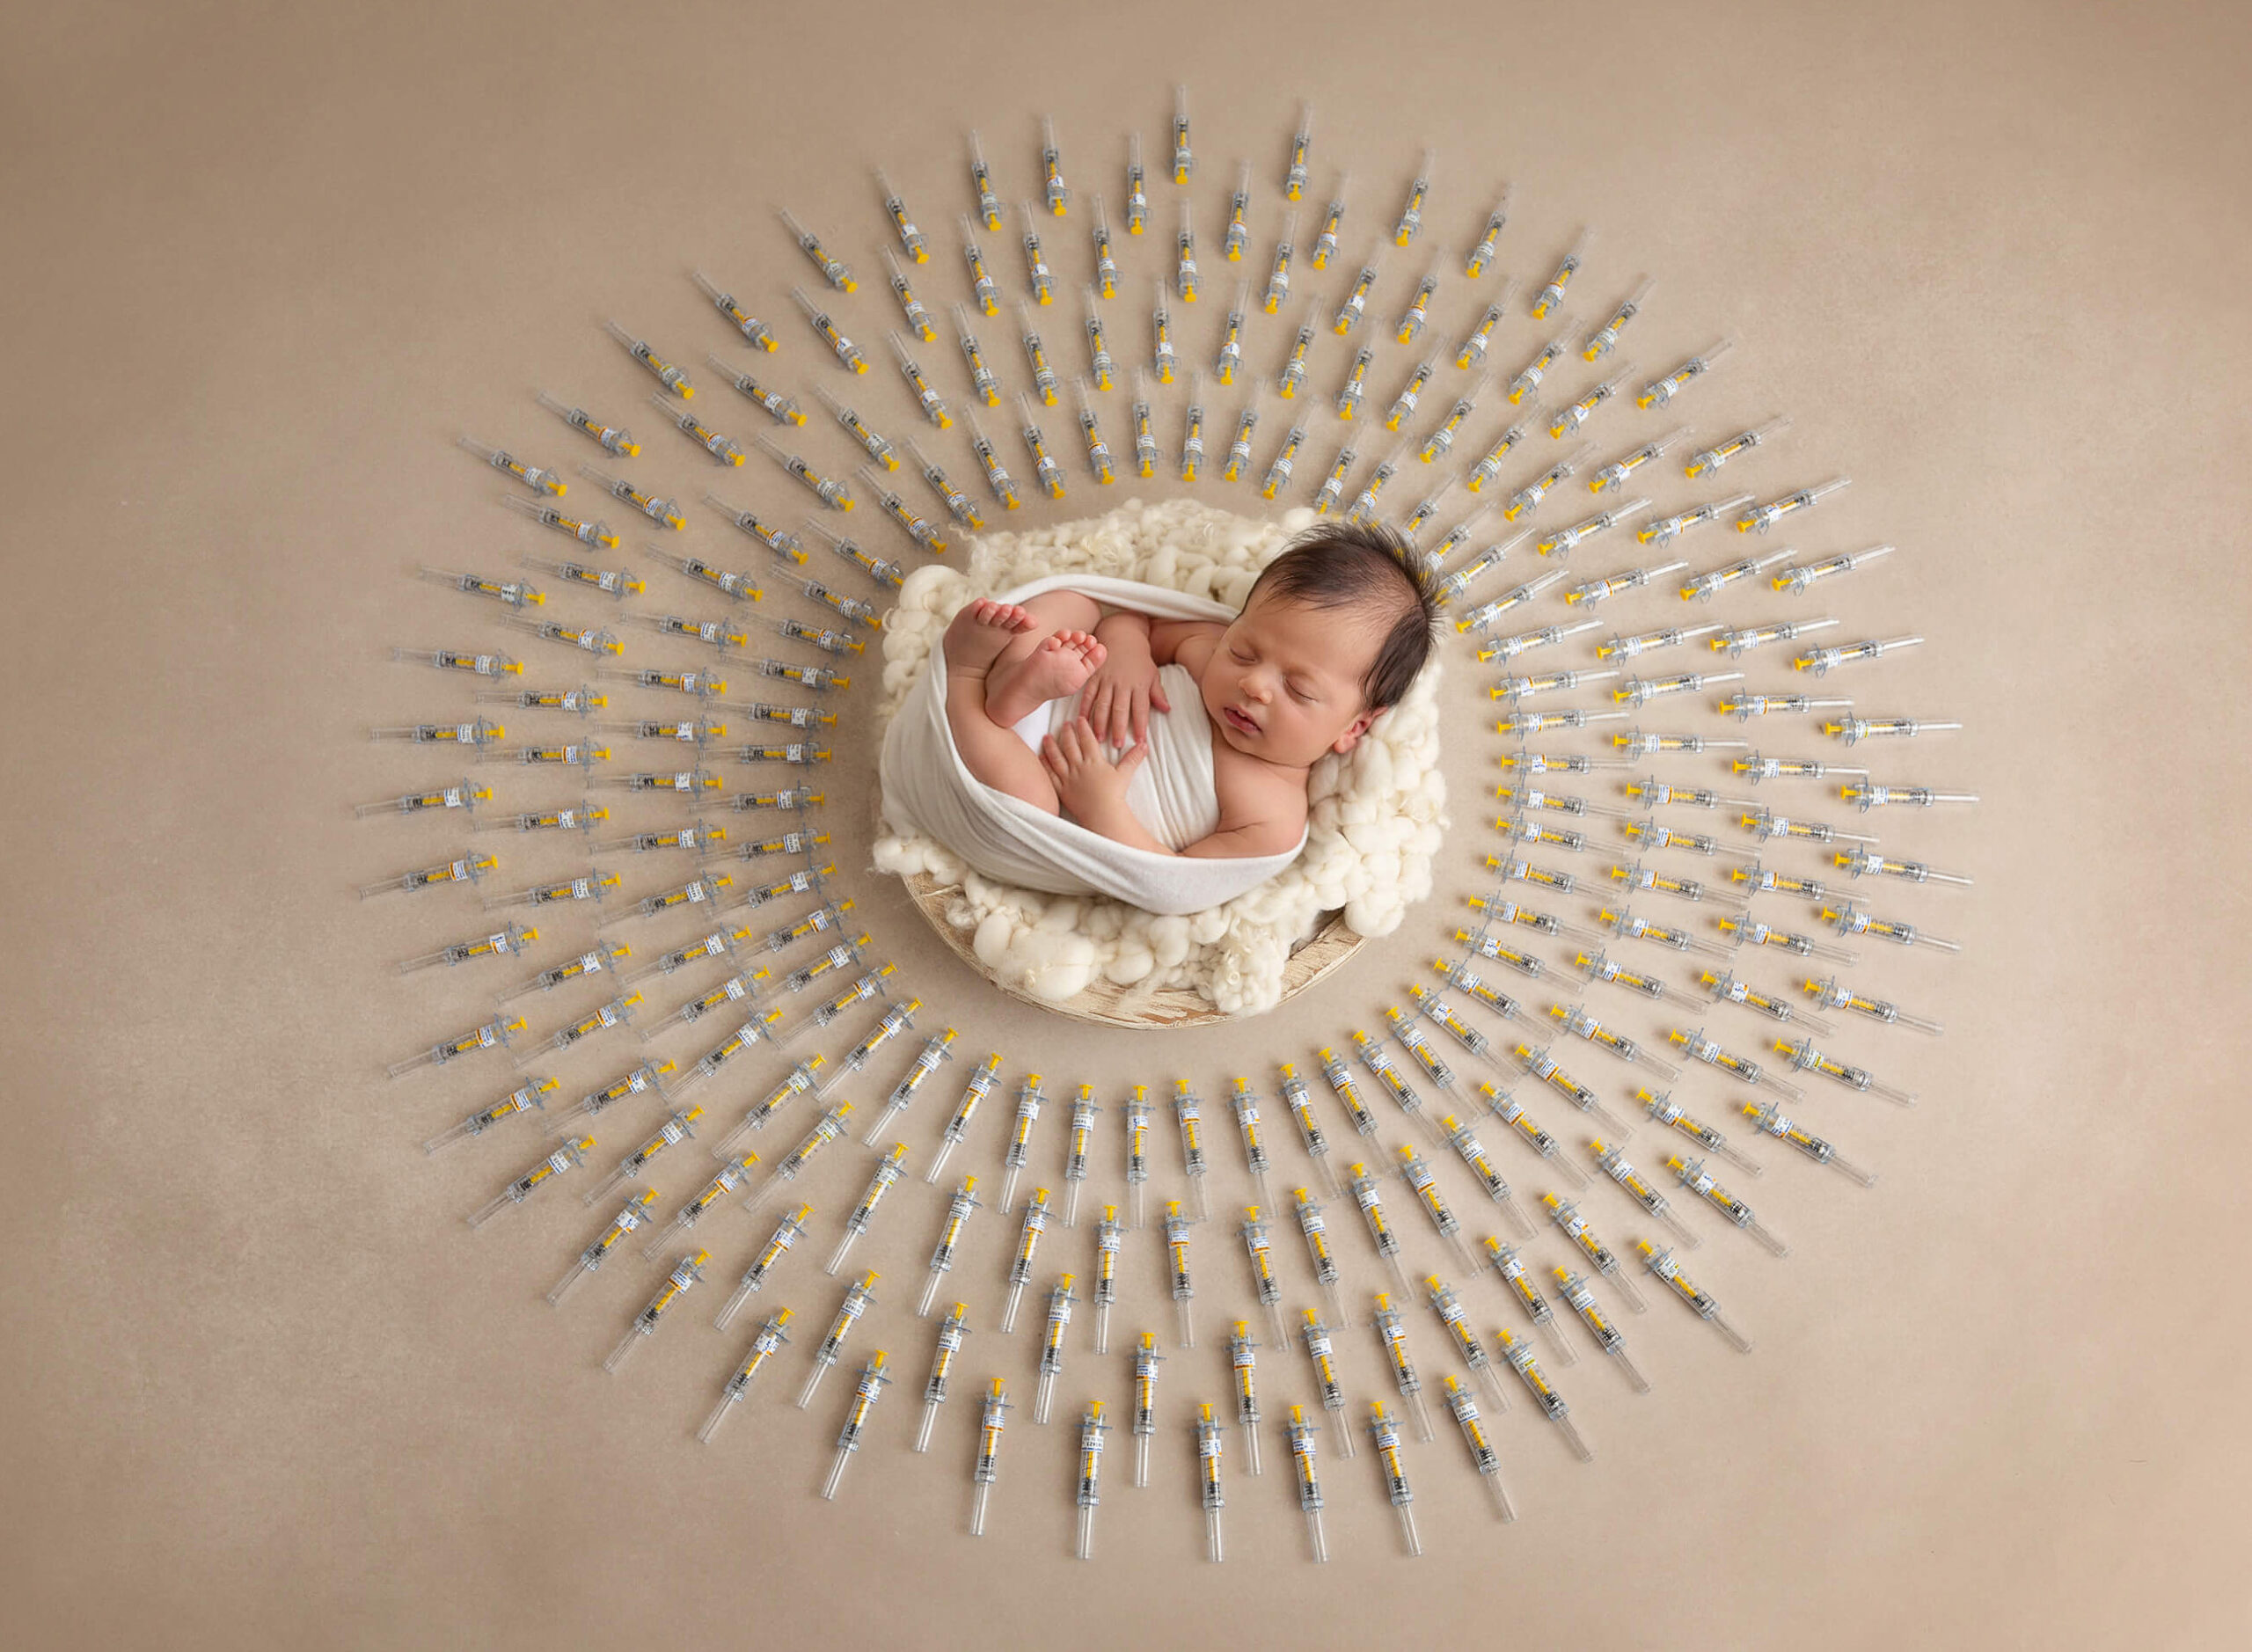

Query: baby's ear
<box><xmin>1330</xmin><ymin>707</ymin><xmax>1385</xmax><ymax>755</ymax></box>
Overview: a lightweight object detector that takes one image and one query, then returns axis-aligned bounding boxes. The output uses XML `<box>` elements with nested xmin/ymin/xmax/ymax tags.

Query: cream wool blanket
<box><xmin>873</xmin><ymin>501</ymin><xmax>1448</xmax><ymax>1014</ymax></box>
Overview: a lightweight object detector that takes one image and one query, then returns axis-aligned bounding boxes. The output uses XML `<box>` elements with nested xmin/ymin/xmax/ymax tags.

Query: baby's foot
<box><xmin>986</xmin><ymin>629</ymin><xmax>1106</xmax><ymax>727</ymax></box>
<box><xmin>941</xmin><ymin>599</ymin><xmax>1036</xmax><ymax>680</ymax></box>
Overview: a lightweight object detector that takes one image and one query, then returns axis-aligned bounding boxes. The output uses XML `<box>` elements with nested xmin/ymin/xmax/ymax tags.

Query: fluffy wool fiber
<box><xmin>873</xmin><ymin>499</ymin><xmax>1449</xmax><ymax>1015</ymax></box>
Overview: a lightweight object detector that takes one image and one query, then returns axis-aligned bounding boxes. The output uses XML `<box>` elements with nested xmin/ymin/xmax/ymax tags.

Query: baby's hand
<box><xmin>1079</xmin><ymin>641</ymin><xmax>1172</xmax><ymax>749</ymax></box>
<box><xmin>1040</xmin><ymin>716</ymin><xmax>1147</xmax><ymax>823</ymax></box>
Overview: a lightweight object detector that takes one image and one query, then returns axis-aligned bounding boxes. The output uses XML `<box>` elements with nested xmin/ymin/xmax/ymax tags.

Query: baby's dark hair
<box><xmin>1246</xmin><ymin>520</ymin><xmax>1439</xmax><ymax>710</ymax></box>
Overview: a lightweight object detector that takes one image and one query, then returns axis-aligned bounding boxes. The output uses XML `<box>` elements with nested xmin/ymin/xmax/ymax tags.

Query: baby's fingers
<box><xmin>1150</xmin><ymin>678</ymin><xmax>1172</xmax><ymax>714</ymax></box>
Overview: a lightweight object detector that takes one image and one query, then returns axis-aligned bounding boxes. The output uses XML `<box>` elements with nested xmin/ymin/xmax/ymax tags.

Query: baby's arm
<box><xmin>1039</xmin><ymin>718</ymin><xmax>1305</xmax><ymax>860</ymax></box>
<box><xmin>1082</xmin><ymin>611</ymin><xmax>1171</xmax><ymax>747</ymax></box>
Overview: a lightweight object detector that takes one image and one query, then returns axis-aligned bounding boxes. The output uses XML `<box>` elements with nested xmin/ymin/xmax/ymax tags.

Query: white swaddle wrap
<box><xmin>878</xmin><ymin>573</ymin><xmax>1306</xmax><ymax>914</ymax></box>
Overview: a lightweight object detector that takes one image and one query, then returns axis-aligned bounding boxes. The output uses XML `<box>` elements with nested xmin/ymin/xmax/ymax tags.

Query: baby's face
<box><xmin>1199</xmin><ymin>588</ymin><xmax>1385</xmax><ymax>767</ymax></box>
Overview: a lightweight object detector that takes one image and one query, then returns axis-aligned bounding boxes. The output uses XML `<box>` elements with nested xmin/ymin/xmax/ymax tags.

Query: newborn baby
<box><xmin>941</xmin><ymin>522</ymin><xmax>1439</xmax><ymax>860</ymax></box>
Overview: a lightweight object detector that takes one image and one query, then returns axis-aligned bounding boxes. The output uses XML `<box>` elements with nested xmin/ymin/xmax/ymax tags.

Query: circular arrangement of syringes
<box><xmin>359</xmin><ymin>87</ymin><xmax>1971</xmax><ymax>1562</ymax></box>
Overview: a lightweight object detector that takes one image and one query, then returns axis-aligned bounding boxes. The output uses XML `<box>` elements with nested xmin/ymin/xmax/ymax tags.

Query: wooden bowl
<box><xmin>900</xmin><ymin>869</ymin><xmax>1365</xmax><ymax>1029</ymax></box>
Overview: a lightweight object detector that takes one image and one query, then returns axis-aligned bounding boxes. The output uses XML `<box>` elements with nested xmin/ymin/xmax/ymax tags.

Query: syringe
<box><xmin>422</xmin><ymin>1075</ymin><xmax>559</xmax><ymax>1155</ymax></box>
<box><xmin>1637</xmin><ymin>492</ymin><xmax>1753</xmax><ymax>548</ymax></box>
<box><xmin>774</xmin><ymin>963</ymin><xmax>893</xmax><ymax>1053</ymax></box>
<box><xmin>814</xmin><ymin>998</ymin><xmax>925</xmax><ymax>1100</ymax></box>
<box><xmin>1668</xmin><ymin>1025</ymin><xmax>1805</xmax><ymax>1100</ymax></box>
<box><xmin>1082</xmin><ymin>289</ymin><xmax>1115</xmax><ymax>389</ymax></box>
<box><xmin>1776</xmin><ymin>1034</ymin><xmax>1919</xmax><ymax>1105</ymax></box>
<box><xmin>1589</xmin><ymin>427</ymin><xmax>1689</xmax><ymax>494</ymax></box>
<box><xmin>1398</xmin><ymin>1145</ymin><xmax>1478</xmax><ymax>1272</ymax></box>
<box><xmin>813</xmin><ymin>384</ymin><xmax>900</xmax><ymax>472</ymax></box>
<box><xmin>603</xmin><ymin>1250</ymin><xmax>709</xmax><ymax>1374</ymax></box>
<box><xmin>1332</xmin><ymin>244</ymin><xmax>1386</xmax><ymax>334</ymax></box>
<box><xmin>698</xmin><ymin>1310</ymin><xmax>793</xmax><ymax>1445</ymax></box>
<box><xmin>1091</xmin><ymin>1204</ymin><xmax>1124</xmax><ymax>1353</ymax></box>
<box><xmin>1239</xmin><ymin>1206</ymin><xmax>1290</xmax><ymax>1347</ymax></box>
<box><xmin>1513</xmin><ymin>1040</ymin><xmax>1638</xmax><ymax>1132</ymax></box>
<box><xmin>874</xmin><ymin>166</ymin><xmax>928</xmax><ymax>262</ymax></box>
<box><xmin>1491</xmin><ymin>665</ymin><xmax>1618</xmax><ymax>703</ymax></box>
<box><xmin>825</xmin><ymin>1144</ymin><xmax>910</xmax><ymax>1276</ymax></box>
<box><xmin>1074</xmin><ymin>1402</ymin><xmax>1111</xmax><ymax>1561</ymax></box>
<box><xmin>1351</xmin><ymin>1028</ymin><xmax>1444</xmax><ymax>1145</ymax></box>
<box><xmin>1683</xmin><ymin>550</ymin><xmax>1795</xmax><ymax>604</ymax></box>
<box><xmin>902</xmin><ymin>438</ymin><xmax>978</xmax><ymax>530</ymax></box>
<box><xmin>537</xmin><ymin>391</ymin><xmax>639</xmax><ymax>457</ymax></box>
<box><xmin>1598</xmin><ymin>624</ymin><xmax>1721</xmax><ymax>664</ymax></box>
<box><xmin>386</xmin><ymin>1007</ymin><xmax>523</xmax><ymax>1080</ymax></box>
<box><xmin>1504</xmin><ymin>330</ymin><xmax>1573</xmax><ymax>407</ymax></box>
<box><xmin>1277</xmin><ymin>1062</ymin><xmax>1343</xmax><ymax>1197</ymax></box>
<box><xmin>1581</xmin><ymin>276</ymin><xmax>1654</xmax><ymax>360</ymax></box>
<box><xmin>1169</xmin><ymin>83</ymin><xmax>1195</xmax><ymax>181</ymax></box>
<box><xmin>1683</xmin><ymin>414</ymin><xmax>1789</xmax><ymax>480</ymax></box>
<box><xmin>1014</xmin><ymin>394</ymin><xmax>1067</xmax><ymax>500</ymax></box>
<box><xmin>1371</xmin><ymin>1295</ymin><xmax>1437</xmax><ymax>1442</ymax></box>
<box><xmin>1317</xmin><ymin>1045</ymin><xmax>1382</xmax><ymax>1144</ymax></box>
<box><xmin>888</xmin><ymin>333</ymin><xmax>955</xmax><ymax>428</ymax></box>
<box><xmin>1822</xmin><ymin>715</ymin><xmax>1963</xmax><ymax>748</ymax></box>
<box><xmin>457</xmin><ymin>435</ymin><xmax>565</xmax><ymax>498</ymax></box>
<box><xmin>1396</xmin><ymin>255</ymin><xmax>1444</xmax><ymax>344</ymax></box>
<box><xmin>1130</xmin><ymin>370</ymin><xmax>1160</xmax><ymax>478</ymax></box>
<box><xmin>1605</xmin><ymin>858</ymin><xmax>1724</xmax><ymax>903</ymax></box>
<box><xmin>1589</xmin><ymin>1137</ymin><xmax>1702</xmax><ymax>1246</ymax></box>
<box><xmin>1503</xmin><ymin>445</ymin><xmax>1594</xmax><ymax>522</ymax></box>
<box><xmin>638</xmin><ymin>1153</ymin><xmax>762</xmax><ymax>1263</ymax></box>
<box><xmin>1540</xmin><ymin>1192</ymin><xmax>1649</xmax><ymax>1310</ymax></box>
<box><xmin>1639</xmin><ymin>1241</ymin><xmax>1755</xmax><ymax>1352</ymax></box>
<box><xmin>1532</xmin><ymin>227</ymin><xmax>1591</xmax><ymax>318</ymax></box>
<box><xmin>1367</xmin><ymin>1401</ymin><xmax>1424</xmax><ymax>1556</ymax></box>
<box><xmin>1716</xmin><ymin>910</ymin><xmax>1860</xmax><ymax>964</ymax></box>
<box><xmin>369</xmin><ymin>717</ymin><xmax>507</xmax><ymax>754</ymax></box>
<box><xmin>915</xmin><ymin>1177</ymin><xmax>983</xmax><ymax>1318</ymax></box>
<box><xmin>1465</xmin><ymin>183</ymin><xmax>1512</xmax><ymax>274</ymax></box>
<box><xmin>1718</xmin><ymin>691</ymin><xmax>1853</xmax><ymax>724</ymax></box>
<box><xmin>1311</xmin><ymin>170</ymin><xmax>1349</xmax><ymax>267</ymax></box>
<box><xmin>1547</xmin><ymin>1001</ymin><xmax>1685</xmax><ymax>1079</ymax></box>
<box><xmin>1638</xmin><ymin>1086</ymin><xmax>1765</xmax><ymax>1175</ymax></box>
<box><xmin>702</xmin><ymin>358</ymin><xmax>804</xmax><ymax>428</ymax></box>
<box><xmin>701</xmin><ymin>1058</ymin><xmax>822</xmax><ymax>1162</ymax></box>
<box><xmin>392</xmin><ymin>907</ymin><xmax>528</xmax><ymax>976</ymax></box>
<box><xmin>605</xmin><ymin>321</ymin><xmax>696</xmax><ymax>398</ymax></box>
<box><xmin>1334</xmin><ymin>349</ymin><xmax>1373</xmax><ymax>422</ymax></box>
<box><xmin>742</xmin><ymin>1105</ymin><xmax>854</xmax><ymax>1218</ymax></box>
<box><xmin>1120</xmin><ymin>1084</ymin><xmax>1155</xmax><ymax>1227</ymax></box>
<box><xmin>963</xmin><ymin>411</ymin><xmax>1022</xmax><ymax>510</ymax></box>
<box><xmin>713</xmin><ymin>1202</ymin><xmax>813</xmax><ymax>1331</ymax></box>
<box><xmin>1563</xmin><ymin>946</ymin><xmax>1673</xmax><ymax>998</ymax></box>
<box><xmin>1741</xmin><ymin>1098</ymin><xmax>1875</xmax><ymax>1186</ymax></box>
<box><xmin>1739</xmin><ymin>477</ymin><xmax>1850</xmax><ymax>534</ymax></box>
<box><xmin>859</xmin><ymin>1027</ymin><xmax>957</xmax><ymax>1146</ymax></box>
<box><xmin>997</xmin><ymin>1072</ymin><xmax>1049</xmax><ymax>1215</ymax></box>
<box><xmin>1060</xmin><ymin>1085</ymin><xmax>1102</xmax><ymax>1226</ymax></box>
<box><xmin>1385</xmin><ymin>355</ymin><xmax>1438</xmax><ymax>432</ymax></box>
<box><xmin>1802</xmin><ymin>973</ymin><xmax>1942</xmax><ymax>1035</ymax></box>
<box><xmin>541</xmin><ymin>1057</ymin><xmax>675</xmax><ymax>1137</ymax></box>
<box><xmin>1276</xmin><ymin>292</ymin><xmax>1322</xmax><ymax>399</ymax></box>
<box><xmin>1228</xmin><ymin>1320</ymin><xmax>1265</xmax><ymax>1477</ymax></box>
<box><xmin>650</xmin><ymin>396</ymin><xmax>745</xmax><ymax>466</ymax></box>
<box><xmin>880</xmin><ymin>247</ymin><xmax>938</xmax><ymax>345</ymax></box>
<box><xmin>1221</xmin><ymin>389</ymin><xmax>1261</xmax><ymax>482</ymax></box>
<box><xmin>581</xmin><ymin>1106</ymin><xmax>703</xmax><ymax>1208</ymax></box>
<box><xmin>1263</xmin><ymin>207</ymin><xmax>1298</xmax><ymax>313</ymax></box>
<box><xmin>1124</xmin><ymin>131</ymin><xmax>1149</xmax><ymax>233</ymax></box>
<box><xmin>1032</xmin><ymin>1274</ymin><xmax>1079</xmax><ymax>1424</ymax></box>
<box><xmin>1551</xmin><ymin>1267</ymin><xmax>1650</xmax><ymax>1393</ymax></box>
<box><xmin>547</xmin><ymin>1189</ymin><xmax>660</xmax><ymax>1306</ymax></box>
<box><xmin>779</xmin><ymin>208</ymin><xmax>854</xmax><ymax>292</ymax></box>
<box><xmin>1292</xmin><ymin>1186</ymin><xmax>1351</xmax><ymax>1327</ymax></box>
<box><xmin>1164</xmin><ymin>1196</ymin><xmax>1203</xmax><ymax>1348</ymax></box>
<box><xmin>1169</xmin><ymin>1078</ymin><xmax>1213</xmax><ymax>1219</ymax></box>
<box><xmin>1453</xmin><ymin>296</ymin><xmax>1509</xmax><ymax>373</ymax></box>
<box><xmin>1425</xmin><ymin>1274</ymin><xmax>1510</xmax><ymax>1407</ymax></box>
<box><xmin>1440</xmin><ymin>1112</ymin><xmax>1535</xmax><ymax>1236</ymax></box>
<box><xmin>1092</xmin><ymin>196</ymin><xmax>1122</xmax><ymax>296</ymax></box>
<box><xmin>915</xmin><ymin>1304</ymin><xmax>971</xmax><ymax>1453</ymax></box>
<box><xmin>1453</xmin><ymin>571</ymin><xmax>1567</xmax><ymax>632</ymax></box>
<box><xmin>1483</xmin><ymin>1237</ymin><xmax>1577</xmax><ymax>1365</ymax></box>
<box><xmin>818</xmin><ymin>1352</ymin><xmax>891</xmax><ymax>1502</ymax></box>
<box><xmin>1823</xmin><ymin>901</ymin><xmax>1962</xmax><ymax>953</ymax></box>
<box><xmin>1495</xmin><ymin>1326</ymin><xmax>1594</xmax><ymax>1460</ymax></box>
<box><xmin>1564</xmin><ymin>557</ymin><xmax>1689</xmax><ymax>608</ymax></box>
<box><xmin>1222</xmin><ymin>160</ymin><xmax>1252</xmax><ymax>262</ymax></box>
<box><xmin>1178</xmin><ymin>369</ymin><xmax>1207</xmax><ymax>480</ymax></box>
<box><xmin>1126</xmin><ymin>1329</ymin><xmax>1167</xmax><ymax>1488</ymax></box>
<box><xmin>1175</xmin><ymin>197</ymin><xmax>1201</xmax><ymax>303</ymax></box>
<box><xmin>798</xmin><ymin>1270</ymin><xmax>880</xmax><ymax>1410</ymax></box>
<box><xmin>1832</xmin><ymin>845</ymin><xmax>1972</xmax><ymax>890</ymax></box>
<box><xmin>925</xmin><ymin>1050</ymin><xmax>1005</xmax><ymax>1185</ymax></box>
<box><xmin>1773</xmin><ymin>543</ymin><xmax>1896</xmax><ymax>595</ymax></box>
<box><xmin>969</xmin><ymin>1378</ymin><xmax>1012</xmax><ymax>1538</ymax></box>
<box><xmin>503</xmin><ymin>496</ymin><xmax>621</xmax><ymax>551</ymax></box>
<box><xmin>1291</xmin><ymin>1311</ymin><xmax>1356</xmax><ymax>1465</ymax></box>
<box><xmin>1439</xmin><ymin>1375</ymin><xmax>1517</xmax><ymax>1523</ymax></box>
<box><xmin>967</xmin><ymin>130</ymin><xmax>1003</xmax><ymax>230</ymax></box>
<box><xmin>1699</xmin><ymin>967</ymin><xmax>1839</xmax><ymax>1035</ymax></box>
<box><xmin>390</xmin><ymin>648</ymin><xmax>522</xmax><ymax>683</ymax></box>
<box><xmin>1637</xmin><ymin>338</ymin><xmax>1736</xmax><ymax>408</ymax></box>
<box><xmin>1666</xmin><ymin>1155</ymin><xmax>1789</xmax><ymax>1255</ymax></box>
<box><xmin>754</xmin><ymin>434</ymin><xmax>854</xmax><ymax>509</ymax></box>
<box><xmin>998</xmin><ymin>1188</ymin><xmax>1053</xmax><ymax>1335</ymax></box>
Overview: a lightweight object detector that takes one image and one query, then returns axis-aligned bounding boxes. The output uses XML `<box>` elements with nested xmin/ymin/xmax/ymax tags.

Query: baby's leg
<box><xmin>940</xmin><ymin>599</ymin><xmax>1059</xmax><ymax>809</ymax></box>
<box><xmin>983</xmin><ymin>591</ymin><xmax>1107</xmax><ymax>727</ymax></box>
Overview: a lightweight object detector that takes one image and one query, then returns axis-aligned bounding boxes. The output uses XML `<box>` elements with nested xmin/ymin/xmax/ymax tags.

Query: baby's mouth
<box><xmin>1223</xmin><ymin>705</ymin><xmax>1261</xmax><ymax>736</ymax></box>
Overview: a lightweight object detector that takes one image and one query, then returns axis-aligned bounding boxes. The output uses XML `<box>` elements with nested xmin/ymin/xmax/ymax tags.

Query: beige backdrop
<box><xmin>4</xmin><ymin>0</ymin><xmax>2248</xmax><ymax>1646</ymax></box>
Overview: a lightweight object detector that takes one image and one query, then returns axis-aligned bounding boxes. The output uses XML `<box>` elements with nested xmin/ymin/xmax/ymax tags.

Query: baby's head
<box><xmin>1203</xmin><ymin>521</ymin><xmax>1439</xmax><ymax>768</ymax></box>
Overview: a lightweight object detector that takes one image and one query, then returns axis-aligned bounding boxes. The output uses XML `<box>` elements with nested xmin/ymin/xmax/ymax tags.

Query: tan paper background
<box><xmin>4</xmin><ymin>0</ymin><xmax>2248</xmax><ymax>1646</ymax></box>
